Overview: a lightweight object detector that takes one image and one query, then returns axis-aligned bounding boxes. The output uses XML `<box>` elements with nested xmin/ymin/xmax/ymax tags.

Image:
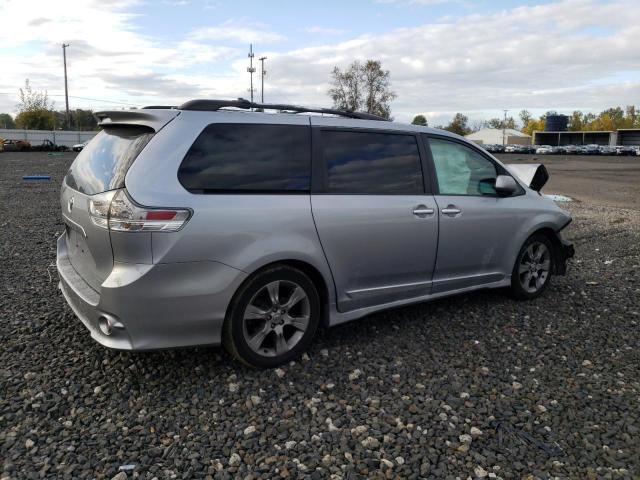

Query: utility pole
<box><xmin>62</xmin><ymin>43</ymin><xmax>70</xmax><ymax>130</ymax></box>
<box><xmin>247</xmin><ymin>44</ymin><xmax>256</xmax><ymax>104</ymax></box>
<box><xmin>502</xmin><ymin>109</ymin><xmax>508</xmax><ymax>146</ymax></box>
<box><xmin>259</xmin><ymin>56</ymin><xmax>267</xmax><ymax>103</ymax></box>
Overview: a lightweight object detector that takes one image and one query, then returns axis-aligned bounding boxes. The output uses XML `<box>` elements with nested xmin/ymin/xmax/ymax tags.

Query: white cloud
<box><xmin>189</xmin><ymin>19</ymin><xmax>286</xmax><ymax>44</ymax></box>
<box><xmin>305</xmin><ymin>26</ymin><xmax>344</xmax><ymax>35</ymax></box>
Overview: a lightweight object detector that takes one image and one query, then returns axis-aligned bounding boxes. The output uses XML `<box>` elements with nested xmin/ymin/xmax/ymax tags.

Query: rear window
<box><xmin>65</xmin><ymin>126</ymin><xmax>153</xmax><ymax>195</ymax></box>
<box><xmin>322</xmin><ymin>130</ymin><xmax>423</xmax><ymax>194</ymax></box>
<box><xmin>178</xmin><ymin>124</ymin><xmax>311</xmax><ymax>193</ymax></box>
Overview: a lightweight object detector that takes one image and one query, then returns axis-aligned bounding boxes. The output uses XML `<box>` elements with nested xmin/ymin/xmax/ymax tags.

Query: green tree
<box><xmin>0</xmin><ymin>113</ymin><xmax>15</xmax><ymax>129</ymax></box>
<box><xmin>328</xmin><ymin>60</ymin><xmax>396</xmax><ymax>119</ymax></box>
<box><xmin>444</xmin><ymin>113</ymin><xmax>470</xmax><ymax>135</ymax></box>
<box><xmin>568</xmin><ymin>110</ymin><xmax>585</xmax><ymax>131</ymax></box>
<box><xmin>15</xmin><ymin>79</ymin><xmax>55</xmax><ymax>130</ymax></box>
<box><xmin>54</xmin><ymin>109</ymin><xmax>98</xmax><ymax>131</ymax></box>
<box><xmin>411</xmin><ymin>114</ymin><xmax>428</xmax><ymax>126</ymax></box>
<box><xmin>485</xmin><ymin>117</ymin><xmax>516</xmax><ymax>129</ymax></box>
<box><xmin>522</xmin><ymin>116</ymin><xmax>546</xmax><ymax>136</ymax></box>
<box><xmin>519</xmin><ymin>110</ymin><xmax>532</xmax><ymax>129</ymax></box>
<box><xmin>625</xmin><ymin>105</ymin><xmax>637</xmax><ymax>128</ymax></box>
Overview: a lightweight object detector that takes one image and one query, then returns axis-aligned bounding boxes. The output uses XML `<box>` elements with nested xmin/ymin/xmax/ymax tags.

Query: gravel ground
<box><xmin>1</xmin><ymin>152</ymin><xmax>639</xmax><ymax>480</ymax></box>
<box><xmin>496</xmin><ymin>153</ymin><xmax>640</xmax><ymax>210</ymax></box>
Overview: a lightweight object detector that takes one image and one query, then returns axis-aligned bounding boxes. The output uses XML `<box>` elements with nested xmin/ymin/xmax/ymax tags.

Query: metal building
<box><xmin>533</xmin><ymin>128</ymin><xmax>640</xmax><ymax>146</ymax></box>
<box><xmin>465</xmin><ymin>128</ymin><xmax>531</xmax><ymax>145</ymax></box>
<box><xmin>616</xmin><ymin>129</ymin><xmax>640</xmax><ymax>145</ymax></box>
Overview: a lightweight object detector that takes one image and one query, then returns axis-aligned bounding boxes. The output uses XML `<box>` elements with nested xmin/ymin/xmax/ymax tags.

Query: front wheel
<box><xmin>223</xmin><ymin>265</ymin><xmax>320</xmax><ymax>368</ymax></box>
<box><xmin>510</xmin><ymin>234</ymin><xmax>554</xmax><ymax>300</ymax></box>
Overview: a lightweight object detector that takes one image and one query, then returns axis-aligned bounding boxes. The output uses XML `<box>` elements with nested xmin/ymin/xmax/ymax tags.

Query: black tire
<box><xmin>223</xmin><ymin>265</ymin><xmax>320</xmax><ymax>368</ymax></box>
<box><xmin>510</xmin><ymin>233</ymin><xmax>554</xmax><ymax>300</ymax></box>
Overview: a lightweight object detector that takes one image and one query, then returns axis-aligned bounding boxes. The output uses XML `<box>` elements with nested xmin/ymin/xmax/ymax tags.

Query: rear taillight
<box><xmin>89</xmin><ymin>189</ymin><xmax>191</xmax><ymax>232</ymax></box>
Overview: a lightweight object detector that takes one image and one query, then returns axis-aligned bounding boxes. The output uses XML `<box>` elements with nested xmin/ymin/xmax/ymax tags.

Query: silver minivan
<box><xmin>57</xmin><ymin>99</ymin><xmax>574</xmax><ymax>368</ymax></box>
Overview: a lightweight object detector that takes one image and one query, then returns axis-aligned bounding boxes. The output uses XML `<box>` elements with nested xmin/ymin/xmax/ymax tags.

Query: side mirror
<box><xmin>495</xmin><ymin>175</ymin><xmax>518</xmax><ymax>196</ymax></box>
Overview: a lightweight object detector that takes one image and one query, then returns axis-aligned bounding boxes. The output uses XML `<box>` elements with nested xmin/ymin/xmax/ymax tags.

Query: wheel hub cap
<box><xmin>519</xmin><ymin>242</ymin><xmax>550</xmax><ymax>294</ymax></box>
<box><xmin>241</xmin><ymin>280</ymin><xmax>311</xmax><ymax>357</ymax></box>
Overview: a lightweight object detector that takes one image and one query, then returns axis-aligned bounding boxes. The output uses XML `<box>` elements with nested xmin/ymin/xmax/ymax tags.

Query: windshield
<box><xmin>65</xmin><ymin>126</ymin><xmax>153</xmax><ymax>195</ymax></box>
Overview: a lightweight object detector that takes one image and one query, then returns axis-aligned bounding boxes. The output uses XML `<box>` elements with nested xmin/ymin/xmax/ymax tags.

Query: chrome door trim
<box><xmin>346</xmin><ymin>279</ymin><xmax>432</xmax><ymax>299</ymax></box>
<box><xmin>431</xmin><ymin>272</ymin><xmax>504</xmax><ymax>293</ymax></box>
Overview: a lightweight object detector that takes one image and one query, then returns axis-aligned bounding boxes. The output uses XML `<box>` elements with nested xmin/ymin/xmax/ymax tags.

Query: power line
<box><xmin>0</xmin><ymin>92</ymin><xmax>139</xmax><ymax>106</ymax></box>
<box><xmin>54</xmin><ymin>95</ymin><xmax>139</xmax><ymax>106</ymax></box>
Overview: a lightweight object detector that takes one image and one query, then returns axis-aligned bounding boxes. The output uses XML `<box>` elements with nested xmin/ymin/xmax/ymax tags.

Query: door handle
<box><xmin>441</xmin><ymin>206</ymin><xmax>462</xmax><ymax>216</ymax></box>
<box><xmin>413</xmin><ymin>205</ymin><xmax>435</xmax><ymax>217</ymax></box>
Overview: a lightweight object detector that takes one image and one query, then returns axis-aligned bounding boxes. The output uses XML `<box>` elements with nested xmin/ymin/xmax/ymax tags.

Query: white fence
<box><xmin>0</xmin><ymin>129</ymin><xmax>98</xmax><ymax>148</ymax></box>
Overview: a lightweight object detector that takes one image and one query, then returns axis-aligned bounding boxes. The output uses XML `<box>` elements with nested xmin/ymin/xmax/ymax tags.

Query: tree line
<box><xmin>0</xmin><ymin>80</ymin><xmax>97</xmax><ymax>131</ymax></box>
<box><xmin>4</xmin><ymin>66</ymin><xmax>638</xmax><ymax>136</ymax></box>
<box><xmin>413</xmin><ymin>107</ymin><xmax>640</xmax><ymax>136</ymax></box>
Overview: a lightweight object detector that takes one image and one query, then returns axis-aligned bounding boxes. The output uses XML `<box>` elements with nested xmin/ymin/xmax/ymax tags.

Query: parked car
<box><xmin>57</xmin><ymin>99</ymin><xmax>574</xmax><ymax>368</ymax></box>
<box><xmin>583</xmin><ymin>144</ymin><xmax>601</xmax><ymax>155</ymax></box>
<box><xmin>563</xmin><ymin>145</ymin><xmax>578</xmax><ymax>154</ymax></box>
<box><xmin>504</xmin><ymin>145</ymin><xmax>517</xmax><ymax>153</ymax></box>
<box><xmin>2</xmin><ymin>139</ymin><xmax>31</xmax><ymax>152</ymax></box>
<box><xmin>535</xmin><ymin>145</ymin><xmax>553</xmax><ymax>154</ymax></box>
<box><xmin>32</xmin><ymin>139</ymin><xmax>68</xmax><ymax>152</ymax></box>
<box><xmin>72</xmin><ymin>141</ymin><xmax>88</xmax><ymax>152</ymax></box>
<box><xmin>598</xmin><ymin>146</ymin><xmax>615</xmax><ymax>155</ymax></box>
<box><xmin>483</xmin><ymin>144</ymin><xmax>505</xmax><ymax>153</ymax></box>
<box><xmin>615</xmin><ymin>146</ymin><xmax>635</xmax><ymax>156</ymax></box>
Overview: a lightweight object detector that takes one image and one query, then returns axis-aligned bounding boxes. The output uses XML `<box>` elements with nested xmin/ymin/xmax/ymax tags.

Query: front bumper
<box><xmin>56</xmin><ymin>234</ymin><xmax>247</xmax><ymax>350</ymax></box>
<box><xmin>555</xmin><ymin>238</ymin><xmax>575</xmax><ymax>275</ymax></box>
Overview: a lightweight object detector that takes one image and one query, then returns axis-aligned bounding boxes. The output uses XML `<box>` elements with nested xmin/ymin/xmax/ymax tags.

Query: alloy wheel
<box><xmin>242</xmin><ymin>280</ymin><xmax>310</xmax><ymax>357</ymax></box>
<box><xmin>518</xmin><ymin>242</ymin><xmax>551</xmax><ymax>293</ymax></box>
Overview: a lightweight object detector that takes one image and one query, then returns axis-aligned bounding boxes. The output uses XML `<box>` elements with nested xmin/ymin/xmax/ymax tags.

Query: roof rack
<box><xmin>178</xmin><ymin>98</ymin><xmax>389</xmax><ymax>121</ymax></box>
<box><xmin>142</xmin><ymin>105</ymin><xmax>176</xmax><ymax>110</ymax></box>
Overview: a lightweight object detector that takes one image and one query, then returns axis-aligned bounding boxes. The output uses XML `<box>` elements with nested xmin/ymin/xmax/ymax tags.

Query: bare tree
<box><xmin>328</xmin><ymin>60</ymin><xmax>396</xmax><ymax>119</ymax></box>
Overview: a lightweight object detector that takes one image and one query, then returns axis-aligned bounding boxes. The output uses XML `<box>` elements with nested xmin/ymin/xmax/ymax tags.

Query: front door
<box><xmin>424</xmin><ymin>135</ymin><xmax>526</xmax><ymax>293</ymax></box>
<box><xmin>311</xmin><ymin>127</ymin><xmax>439</xmax><ymax>312</ymax></box>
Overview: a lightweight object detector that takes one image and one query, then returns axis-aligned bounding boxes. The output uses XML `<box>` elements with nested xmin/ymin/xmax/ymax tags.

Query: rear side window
<box><xmin>321</xmin><ymin>130</ymin><xmax>423</xmax><ymax>194</ymax></box>
<box><xmin>65</xmin><ymin>126</ymin><xmax>153</xmax><ymax>195</ymax></box>
<box><xmin>178</xmin><ymin>124</ymin><xmax>311</xmax><ymax>193</ymax></box>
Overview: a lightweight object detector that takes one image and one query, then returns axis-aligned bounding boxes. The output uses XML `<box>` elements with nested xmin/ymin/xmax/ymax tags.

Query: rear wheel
<box><xmin>510</xmin><ymin>234</ymin><xmax>554</xmax><ymax>300</ymax></box>
<box><xmin>223</xmin><ymin>265</ymin><xmax>320</xmax><ymax>368</ymax></box>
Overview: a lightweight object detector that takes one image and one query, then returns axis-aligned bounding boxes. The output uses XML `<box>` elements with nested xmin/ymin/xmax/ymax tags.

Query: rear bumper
<box><xmin>56</xmin><ymin>234</ymin><xmax>247</xmax><ymax>350</ymax></box>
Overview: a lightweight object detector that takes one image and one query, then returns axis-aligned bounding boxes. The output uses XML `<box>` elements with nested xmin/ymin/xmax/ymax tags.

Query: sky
<box><xmin>0</xmin><ymin>0</ymin><xmax>639</xmax><ymax>125</ymax></box>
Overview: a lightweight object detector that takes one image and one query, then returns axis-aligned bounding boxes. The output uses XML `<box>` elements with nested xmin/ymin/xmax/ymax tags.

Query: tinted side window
<box><xmin>427</xmin><ymin>137</ymin><xmax>498</xmax><ymax>195</ymax></box>
<box><xmin>178</xmin><ymin>124</ymin><xmax>310</xmax><ymax>192</ymax></box>
<box><xmin>322</xmin><ymin>130</ymin><xmax>423</xmax><ymax>194</ymax></box>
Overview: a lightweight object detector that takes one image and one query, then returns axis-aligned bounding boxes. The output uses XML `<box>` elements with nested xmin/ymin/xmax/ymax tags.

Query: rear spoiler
<box><xmin>94</xmin><ymin>109</ymin><xmax>179</xmax><ymax>132</ymax></box>
<box><xmin>506</xmin><ymin>163</ymin><xmax>549</xmax><ymax>192</ymax></box>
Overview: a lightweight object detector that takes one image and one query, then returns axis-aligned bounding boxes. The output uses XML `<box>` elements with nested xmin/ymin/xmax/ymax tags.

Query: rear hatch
<box><xmin>61</xmin><ymin>109</ymin><xmax>178</xmax><ymax>291</ymax></box>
